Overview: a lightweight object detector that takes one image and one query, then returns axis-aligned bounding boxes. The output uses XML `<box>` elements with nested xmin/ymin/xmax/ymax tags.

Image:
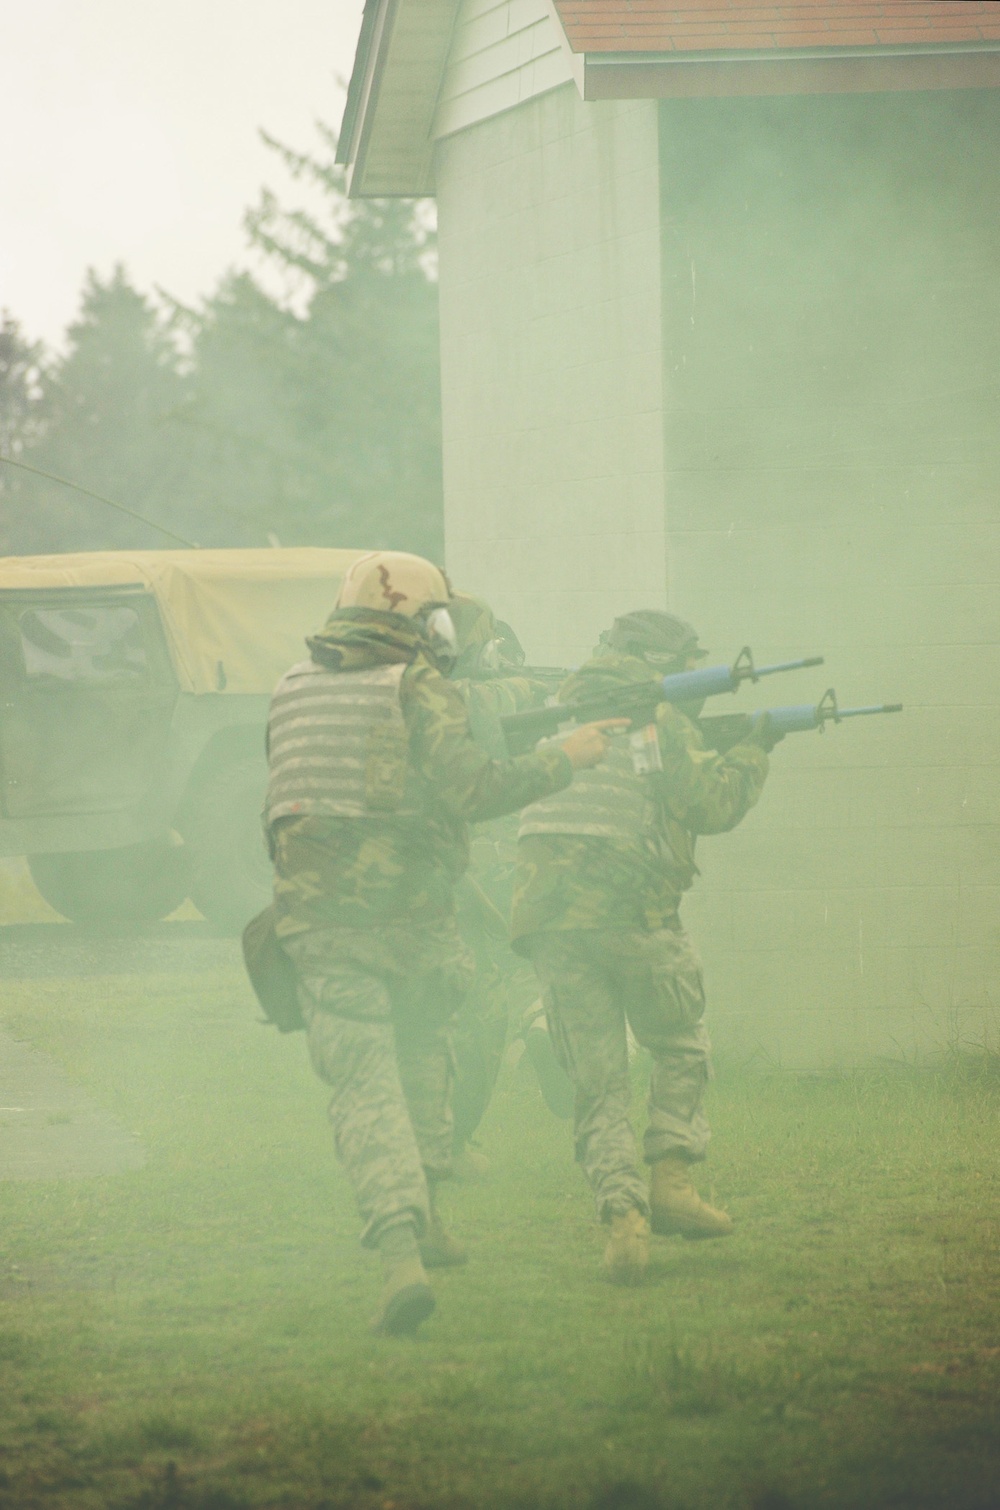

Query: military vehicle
<box><xmin>0</xmin><ymin>548</ymin><xmax>366</xmax><ymax>931</ymax></box>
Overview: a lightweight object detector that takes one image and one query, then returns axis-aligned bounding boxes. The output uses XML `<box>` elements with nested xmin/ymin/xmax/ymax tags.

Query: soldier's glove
<box><xmin>749</xmin><ymin>712</ymin><xmax>785</xmax><ymax>753</ymax></box>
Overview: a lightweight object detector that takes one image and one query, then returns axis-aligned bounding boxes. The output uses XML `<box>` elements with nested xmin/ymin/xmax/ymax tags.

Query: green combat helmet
<box><xmin>599</xmin><ymin>609</ymin><xmax>709</xmax><ymax>671</ymax></box>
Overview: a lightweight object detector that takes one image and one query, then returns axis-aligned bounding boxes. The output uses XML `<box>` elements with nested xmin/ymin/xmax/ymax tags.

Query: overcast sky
<box><xmin>1</xmin><ymin>0</ymin><xmax>366</xmax><ymax>348</ymax></box>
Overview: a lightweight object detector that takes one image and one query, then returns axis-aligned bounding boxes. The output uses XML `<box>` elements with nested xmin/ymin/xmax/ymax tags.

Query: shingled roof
<box><xmin>554</xmin><ymin>2</ymin><xmax>1000</xmax><ymax>54</ymax></box>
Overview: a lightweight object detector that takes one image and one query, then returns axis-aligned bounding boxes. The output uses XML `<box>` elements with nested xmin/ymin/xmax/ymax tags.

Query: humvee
<box><xmin>0</xmin><ymin>548</ymin><xmax>366</xmax><ymax>931</ymax></box>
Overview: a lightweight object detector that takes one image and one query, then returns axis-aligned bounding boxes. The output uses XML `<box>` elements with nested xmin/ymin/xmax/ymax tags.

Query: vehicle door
<box><xmin>0</xmin><ymin>585</ymin><xmax>178</xmax><ymax>819</ymax></box>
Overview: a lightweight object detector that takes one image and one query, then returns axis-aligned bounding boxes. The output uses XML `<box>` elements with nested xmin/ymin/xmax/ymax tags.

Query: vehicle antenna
<box><xmin>0</xmin><ymin>454</ymin><xmax>199</xmax><ymax>550</ymax></box>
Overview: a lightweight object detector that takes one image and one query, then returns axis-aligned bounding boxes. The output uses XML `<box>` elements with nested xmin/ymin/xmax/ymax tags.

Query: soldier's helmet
<box><xmin>336</xmin><ymin>551</ymin><xmax>458</xmax><ymax>670</ymax></box>
<box><xmin>601</xmin><ymin>610</ymin><xmax>708</xmax><ymax>669</ymax></box>
<box><xmin>337</xmin><ymin>550</ymin><xmax>450</xmax><ymax>617</ymax></box>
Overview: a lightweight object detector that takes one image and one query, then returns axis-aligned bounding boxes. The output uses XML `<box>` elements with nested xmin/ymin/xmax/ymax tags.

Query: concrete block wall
<box><xmin>661</xmin><ymin>90</ymin><xmax>1000</xmax><ymax>1066</ymax></box>
<box><xmin>435</xmin><ymin>87</ymin><xmax>669</xmax><ymax>667</ymax></box>
<box><xmin>433</xmin><ymin>75</ymin><xmax>1000</xmax><ymax>1067</ymax></box>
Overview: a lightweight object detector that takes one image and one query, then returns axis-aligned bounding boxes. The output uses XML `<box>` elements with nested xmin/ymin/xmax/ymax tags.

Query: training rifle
<box><xmin>520</xmin><ymin>665</ymin><xmax>573</xmax><ymax>685</ymax></box>
<box><xmin>699</xmin><ymin>689</ymin><xmax>903</xmax><ymax>753</ymax></box>
<box><xmin>499</xmin><ymin>646</ymin><xmax>824</xmax><ymax>756</ymax></box>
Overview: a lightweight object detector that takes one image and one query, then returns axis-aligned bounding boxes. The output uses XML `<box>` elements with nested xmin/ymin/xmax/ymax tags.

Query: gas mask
<box><xmin>474</xmin><ymin>638</ymin><xmax>502</xmax><ymax>675</ymax></box>
<box><xmin>494</xmin><ymin>619</ymin><xmax>526</xmax><ymax>670</ymax></box>
<box><xmin>421</xmin><ymin>605</ymin><xmax>459</xmax><ymax>674</ymax></box>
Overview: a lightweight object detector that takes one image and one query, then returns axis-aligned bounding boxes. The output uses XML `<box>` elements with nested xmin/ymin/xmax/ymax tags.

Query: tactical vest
<box><xmin>518</xmin><ymin>733</ymin><xmax>659</xmax><ymax>845</ymax></box>
<box><xmin>265</xmin><ymin>660</ymin><xmax>426</xmax><ymax>826</ymax></box>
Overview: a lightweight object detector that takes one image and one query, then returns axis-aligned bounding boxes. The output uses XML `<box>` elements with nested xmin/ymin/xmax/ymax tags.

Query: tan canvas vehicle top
<box><xmin>0</xmin><ymin>548</ymin><xmax>367</xmax><ymax>695</ymax></box>
<box><xmin>0</xmin><ymin>546</ymin><xmax>370</xmax><ymax>930</ymax></box>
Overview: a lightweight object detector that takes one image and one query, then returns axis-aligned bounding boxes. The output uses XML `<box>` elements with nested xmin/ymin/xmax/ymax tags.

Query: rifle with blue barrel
<box><xmin>499</xmin><ymin>646</ymin><xmax>824</xmax><ymax>756</ymax></box>
<box><xmin>699</xmin><ymin>688</ymin><xmax>903</xmax><ymax>754</ymax></box>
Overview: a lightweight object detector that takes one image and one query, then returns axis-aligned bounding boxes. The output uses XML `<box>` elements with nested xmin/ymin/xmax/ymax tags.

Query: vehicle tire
<box><xmin>27</xmin><ymin>843</ymin><xmax>191</xmax><ymax>925</ymax></box>
<box><xmin>182</xmin><ymin>755</ymin><xmax>272</xmax><ymax>935</ymax></box>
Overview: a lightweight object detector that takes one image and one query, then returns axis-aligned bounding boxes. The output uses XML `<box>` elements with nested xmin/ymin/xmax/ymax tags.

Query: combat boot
<box><xmin>370</xmin><ymin>1254</ymin><xmax>436</xmax><ymax>1337</ymax></box>
<box><xmin>650</xmin><ymin>1154</ymin><xmax>733</xmax><ymax>1240</ymax></box>
<box><xmin>420</xmin><ymin>1186</ymin><xmax>468</xmax><ymax>1269</ymax></box>
<box><xmin>603</xmin><ymin>1207</ymin><xmax>651</xmax><ymax>1286</ymax></box>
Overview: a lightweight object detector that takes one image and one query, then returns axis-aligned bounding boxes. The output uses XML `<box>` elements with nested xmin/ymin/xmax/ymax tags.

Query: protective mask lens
<box><xmin>424</xmin><ymin>606</ymin><xmax>458</xmax><ymax>671</ymax></box>
<box><xmin>495</xmin><ymin>621</ymin><xmax>525</xmax><ymax>668</ymax></box>
<box><xmin>647</xmin><ymin>646</ymin><xmax>708</xmax><ymax>675</ymax></box>
<box><xmin>477</xmin><ymin>639</ymin><xmax>502</xmax><ymax>674</ymax></box>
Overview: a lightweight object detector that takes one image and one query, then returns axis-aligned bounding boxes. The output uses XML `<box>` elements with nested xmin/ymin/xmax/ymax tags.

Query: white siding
<box><xmin>434</xmin><ymin>79</ymin><xmax>1000</xmax><ymax>1072</ymax></box>
<box><xmin>434</xmin><ymin>0</ymin><xmax>573</xmax><ymax>141</ymax></box>
<box><xmin>435</xmin><ymin>90</ymin><xmax>668</xmax><ymax>666</ymax></box>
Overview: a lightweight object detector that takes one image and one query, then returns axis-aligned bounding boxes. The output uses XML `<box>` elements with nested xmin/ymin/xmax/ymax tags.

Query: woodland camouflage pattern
<box><xmin>512</xmin><ymin>643</ymin><xmax>770</xmax><ymax>1219</ymax></box>
<box><xmin>461</xmin><ymin>672</ymin><xmax>554</xmax><ymax>759</ymax></box>
<box><xmin>270</xmin><ymin>606</ymin><xmax>571</xmax><ymax>1245</ymax></box>
<box><xmin>272</xmin><ymin>609</ymin><xmax>570</xmax><ymax>939</ymax></box>
<box><xmin>450</xmin><ymin>592</ymin><xmax>553</xmax><ymax>757</ymax></box>
<box><xmin>450</xmin><ymin>663</ymin><xmax>553</xmax><ymax>1146</ymax></box>
<box><xmin>511</xmin><ymin>648</ymin><xmax>769</xmax><ymax>942</ymax></box>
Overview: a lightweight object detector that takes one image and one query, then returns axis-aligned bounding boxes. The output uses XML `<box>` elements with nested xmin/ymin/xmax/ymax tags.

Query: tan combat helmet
<box><xmin>336</xmin><ymin>550</ymin><xmax>451</xmax><ymax>617</ymax></box>
<box><xmin>336</xmin><ymin>551</ymin><xmax>458</xmax><ymax>670</ymax></box>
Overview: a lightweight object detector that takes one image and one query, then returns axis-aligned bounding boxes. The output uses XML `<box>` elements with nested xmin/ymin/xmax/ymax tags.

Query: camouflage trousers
<box><xmin>525</xmin><ymin>927</ymin><xmax>712</xmax><ymax>1222</ymax></box>
<box><xmin>282</xmin><ymin>920</ymin><xmax>474</xmax><ymax>1248</ymax></box>
<box><xmin>448</xmin><ymin>949</ymin><xmax>541</xmax><ymax>1149</ymax></box>
<box><xmin>451</xmin><ymin>867</ymin><xmax>536</xmax><ymax>1151</ymax></box>
<box><xmin>450</xmin><ymin>953</ymin><xmax>508</xmax><ymax>1150</ymax></box>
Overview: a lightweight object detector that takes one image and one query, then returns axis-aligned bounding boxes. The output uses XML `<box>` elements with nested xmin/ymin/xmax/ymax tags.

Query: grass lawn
<box><xmin>0</xmin><ymin>932</ymin><xmax>997</xmax><ymax>1510</ymax></box>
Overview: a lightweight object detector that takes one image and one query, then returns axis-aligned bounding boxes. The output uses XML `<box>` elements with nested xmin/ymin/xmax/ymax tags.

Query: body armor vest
<box><xmin>265</xmin><ymin>660</ymin><xmax>425</xmax><ymax>826</ymax></box>
<box><xmin>518</xmin><ymin>733</ymin><xmax>659</xmax><ymax>845</ymax></box>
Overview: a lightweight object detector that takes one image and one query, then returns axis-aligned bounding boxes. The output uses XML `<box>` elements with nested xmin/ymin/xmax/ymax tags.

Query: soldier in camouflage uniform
<box><xmin>511</xmin><ymin>611</ymin><xmax>775</xmax><ymax>1285</ymax></box>
<box><xmin>447</xmin><ymin>595</ymin><xmax>556</xmax><ymax>1164</ymax></box>
<box><xmin>266</xmin><ymin>551</ymin><xmax>619</xmax><ymax>1335</ymax></box>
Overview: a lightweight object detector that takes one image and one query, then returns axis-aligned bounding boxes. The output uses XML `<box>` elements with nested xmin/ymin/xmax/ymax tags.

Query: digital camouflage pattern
<box><xmin>272</xmin><ymin>609</ymin><xmax>571</xmax><ymax>939</ymax></box>
<box><xmin>511</xmin><ymin>648</ymin><xmax>769</xmax><ymax>943</ymax></box>
<box><xmin>282</xmin><ymin>918</ymin><xmax>474</xmax><ymax>1245</ymax></box>
<box><xmin>528</xmin><ymin>926</ymin><xmax>711</xmax><ymax>1218</ymax></box>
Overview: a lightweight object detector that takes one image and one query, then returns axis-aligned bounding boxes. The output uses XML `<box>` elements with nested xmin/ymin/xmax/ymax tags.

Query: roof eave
<box><xmin>336</xmin><ymin>0</ymin><xmax>382</xmax><ymax>170</ymax></box>
<box><xmin>336</xmin><ymin>0</ymin><xmax>400</xmax><ymax>194</ymax></box>
<box><xmin>336</xmin><ymin>0</ymin><xmax>461</xmax><ymax>198</ymax></box>
<box><xmin>575</xmin><ymin>39</ymin><xmax>1000</xmax><ymax>100</ymax></box>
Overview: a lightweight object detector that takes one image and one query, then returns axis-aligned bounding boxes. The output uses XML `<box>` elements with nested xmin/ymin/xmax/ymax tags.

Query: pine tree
<box><xmin>6</xmin><ymin>269</ymin><xmax>188</xmax><ymax>553</ymax></box>
<box><xmin>0</xmin><ymin>314</ymin><xmax>47</xmax><ymax>553</ymax></box>
<box><xmin>2</xmin><ymin>125</ymin><xmax>444</xmax><ymax>558</ymax></box>
<box><xmin>0</xmin><ymin>312</ymin><xmax>45</xmax><ymax>460</ymax></box>
<box><xmin>178</xmin><ymin>124</ymin><xmax>443</xmax><ymax>554</ymax></box>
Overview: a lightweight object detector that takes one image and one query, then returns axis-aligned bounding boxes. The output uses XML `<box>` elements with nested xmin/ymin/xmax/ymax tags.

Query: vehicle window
<box><xmin>18</xmin><ymin>605</ymin><xmax>148</xmax><ymax>683</ymax></box>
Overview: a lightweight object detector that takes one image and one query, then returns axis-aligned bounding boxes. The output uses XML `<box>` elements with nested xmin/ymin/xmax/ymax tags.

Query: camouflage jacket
<box><xmin>271</xmin><ymin>610</ymin><xmax>571</xmax><ymax>937</ymax></box>
<box><xmin>511</xmin><ymin>649</ymin><xmax>769</xmax><ymax>944</ymax></box>
<box><xmin>453</xmin><ymin>671</ymin><xmax>553</xmax><ymax>932</ymax></box>
<box><xmin>456</xmin><ymin>673</ymin><xmax>553</xmax><ymax>761</ymax></box>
